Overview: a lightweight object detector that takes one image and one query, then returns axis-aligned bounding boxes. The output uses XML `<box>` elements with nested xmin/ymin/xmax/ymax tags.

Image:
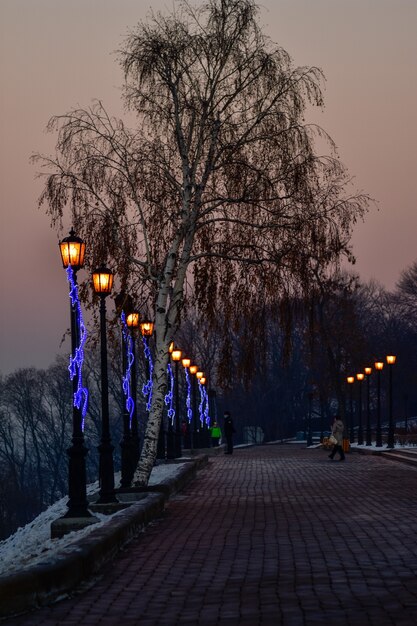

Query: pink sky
<box><xmin>1</xmin><ymin>0</ymin><xmax>416</xmax><ymax>374</ymax></box>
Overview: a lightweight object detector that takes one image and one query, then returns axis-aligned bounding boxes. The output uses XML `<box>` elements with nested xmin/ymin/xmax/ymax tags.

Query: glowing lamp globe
<box><xmin>59</xmin><ymin>228</ymin><xmax>86</xmax><ymax>271</ymax></box>
<box><xmin>200</xmin><ymin>377</ymin><xmax>206</xmax><ymax>385</ymax></box>
<box><xmin>374</xmin><ymin>361</ymin><xmax>384</xmax><ymax>371</ymax></box>
<box><xmin>171</xmin><ymin>349</ymin><xmax>182</xmax><ymax>362</ymax></box>
<box><xmin>140</xmin><ymin>320</ymin><xmax>154</xmax><ymax>337</ymax></box>
<box><xmin>386</xmin><ymin>355</ymin><xmax>396</xmax><ymax>365</ymax></box>
<box><xmin>356</xmin><ymin>373</ymin><xmax>365</xmax><ymax>381</ymax></box>
<box><xmin>196</xmin><ymin>371</ymin><xmax>204</xmax><ymax>380</ymax></box>
<box><xmin>189</xmin><ymin>365</ymin><xmax>198</xmax><ymax>375</ymax></box>
<box><xmin>182</xmin><ymin>358</ymin><xmax>191</xmax><ymax>368</ymax></box>
<box><xmin>126</xmin><ymin>312</ymin><xmax>140</xmax><ymax>328</ymax></box>
<box><xmin>364</xmin><ymin>367</ymin><xmax>372</xmax><ymax>376</ymax></box>
<box><xmin>92</xmin><ymin>266</ymin><xmax>114</xmax><ymax>296</ymax></box>
<box><xmin>347</xmin><ymin>376</ymin><xmax>355</xmax><ymax>384</ymax></box>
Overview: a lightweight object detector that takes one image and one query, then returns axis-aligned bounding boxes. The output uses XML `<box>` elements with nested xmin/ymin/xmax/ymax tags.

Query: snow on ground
<box><xmin>0</xmin><ymin>463</ymin><xmax>187</xmax><ymax>578</ymax></box>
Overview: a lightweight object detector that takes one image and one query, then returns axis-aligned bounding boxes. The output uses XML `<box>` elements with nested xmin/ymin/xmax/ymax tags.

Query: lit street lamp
<box><xmin>356</xmin><ymin>373</ymin><xmax>364</xmax><ymax>445</ymax></box>
<box><xmin>119</xmin><ymin>310</ymin><xmax>140</xmax><ymax>487</ymax></box>
<box><xmin>347</xmin><ymin>376</ymin><xmax>355</xmax><ymax>443</ymax></box>
<box><xmin>56</xmin><ymin>229</ymin><xmax>94</xmax><ymax>524</ymax></box>
<box><xmin>374</xmin><ymin>361</ymin><xmax>384</xmax><ymax>447</ymax></box>
<box><xmin>92</xmin><ymin>266</ymin><xmax>118</xmax><ymax>504</ymax></box>
<box><xmin>182</xmin><ymin>357</ymin><xmax>192</xmax><ymax>449</ymax></box>
<box><xmin>166</xmin><ymin>343</ymin><xmax>176</xmax><ymax>460</ymax></box>
<box><xmin>386</xmin><ymin>355</ymin><xmax>397</xmax><ymax>448</ymax></box>
<box><xmin>171</xmin><ymin>348</ymin><xmax>183</xmax><ymax>458</ymax></box>
<box><xmin>364</xmin><ymin>367</ymin><xmax>373</xmax><ymax>446</ymax></box>
<box><xmin>189</xmin><ymin>364</ymin><xmax>199</xmax><ymax>448</ymax></box>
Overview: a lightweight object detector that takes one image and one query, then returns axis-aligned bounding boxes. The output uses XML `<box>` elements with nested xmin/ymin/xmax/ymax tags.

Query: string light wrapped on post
<box><xmin>52</xmin><ymin>229</ymin><xmax>96</xmax><ymax>533</ymax></box>
<box><xmin>92</xmin><ymin>265</ymin><xmax>118</xmax><ymax>504</ymax></box>
<box><xmin>121</xmin><ymin>311</ymin><xmax>135</xmax><ymax>427</ymax></box>
<box><xmin>140</xmin><ymin>320</ymin><xmax>154</xmax><ymax>411</ymax></box>
<box><xmin>171</xmin><ymin>349</ymin><xmax>183</xmax><ymax>458</ymax></box>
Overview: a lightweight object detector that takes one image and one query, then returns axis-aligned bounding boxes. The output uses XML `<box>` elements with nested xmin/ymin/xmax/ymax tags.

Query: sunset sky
<box><xmin>1</xmin><ymin>0</ymin><xmax>416</xmax><ymax>375</ymax></box>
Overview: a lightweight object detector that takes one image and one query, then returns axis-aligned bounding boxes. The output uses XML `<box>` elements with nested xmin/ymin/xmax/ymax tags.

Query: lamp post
<box><xmin>125</xmin><ymin>311</ymin><xmax>141</xmax><ymax>484</ymax></box>
<box><xmin>196</xmin><ymin>370</ymin><xmax>208</xmax><ymax>447</ymax></box>
<box><xmin>364</xmin><ymin>367</ymin><xmax>372</xmax><ymax>446</ymax></box>
<box><xmin>307</xmin><ymin>392</ymin><xmax>314</xmax><ymax>447</ymax></box>
<box><xmin>171</xmin><ymin>349</ymin><xmax>182</xmax><ymax>458</ymax></box>
<box><xmin>58</xmin><ymin>229</ymin><xmax>94</xmax><ymax>521</ymax></box>
<box><xmin>356</xmin><ymin>373</ymin><xmax>364</xmax><ymax>445</ymax></box>
<box><xmin>189</xmin><ymin>364</ymin><xmax>199</xmax><ymax>448</ymax></box>
<box><xmin>166</xmin><ymin>343</ymin><xmax>176</xmax><ymax>460</ymax></box>
<box><xmin>182</xmin><ymin>357</ymin><xmax>192</xmax><ymax>449</ymax></box>
<box><xmin>92</xmin><ymin>266</ymin><xmax>117</xmax><ymax>504</ymax></box>
<box><xmin>374</xmin><ymin>361</ymin><xmax>384</xmax><ymax>447</ymax></box>
<box><xmin>199</xmin><ymin>375</ymin><xmax>210</xmax><ymax>447</ymax></box>
<box><xmin>386</xmin><ymin>355</ymin><xmax>396</xmax><ymax>448</ymax></box>
<box><xmin>347</xmin><ymin>376</ymin><xmax>355</xmax><ymax>443</ymax></box>
<box><xmin>140</xmin><ymin>318</ymin><xmax>155</xmax><ymax>451</ymax></box>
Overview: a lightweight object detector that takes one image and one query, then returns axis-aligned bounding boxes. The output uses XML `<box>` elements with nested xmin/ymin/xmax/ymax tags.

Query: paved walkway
<box><xmin>6</xmin><ymin>445</ymin><xmax>417</xmax><ymax>625</ymax></box>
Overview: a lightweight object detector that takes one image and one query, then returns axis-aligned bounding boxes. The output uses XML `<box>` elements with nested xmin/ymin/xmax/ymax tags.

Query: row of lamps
<box><xmin>346</xmin><ymin>355</ymin><xmax>396</xmax><ymax>448</ymax></box>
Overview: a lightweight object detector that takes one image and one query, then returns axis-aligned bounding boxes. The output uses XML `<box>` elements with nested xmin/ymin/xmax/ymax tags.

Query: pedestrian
<box><xmin>209</xmin><ymin>421</ymin><xmax>222</xmax><ymax>447</ymax></box>
<box><xmin>328</xmin><ymin>415</ymin><xmax>345</xmax><ymax>461</ymax></box>
<box><xmin>223</xmin><ymin>411</ymin><xmax>236</xmax><ymax>455</ymax></box>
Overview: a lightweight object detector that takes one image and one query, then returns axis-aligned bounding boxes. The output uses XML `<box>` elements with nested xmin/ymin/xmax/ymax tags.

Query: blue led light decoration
<box><xmin>203</xmin><ymin>385</ymin><xmax>210</xmax><ymax>427</ymax></box>
<box><xmin>120</xmin><ymin>311</ymin><xmax>135</xmax><ymax>427</ymax></box>
<box><xmin>164</xmin><ymin>363</ymin><xmax>175</xmax><ymax>422</ymax></box>
<box><xmin>66</xmin><ymin>266</ymin><xmax>89</xmax><ymax>429</ymax></box>
<box><xmin>142</xmin><ymin>336</ymin><xmax>154</xmax><ymax>411</ymax></box>
<box><xmin>198</xmin><ymin>380</ymin><xmax>205</xmax><ymax>426</ymax></box>
<box><xmin>184</xmin><ymin>367</ymin><xmax>193</xmax><ymax>423</ymax></box>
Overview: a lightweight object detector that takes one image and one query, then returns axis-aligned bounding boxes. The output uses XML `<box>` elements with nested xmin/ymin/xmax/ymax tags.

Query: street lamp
<box><xmin>189</xmin><ymin>364</ymin><xmax>199</xmax><ymax>448</ymax></box>
<box><xmin>182</xmin><ymin>358</ymin><xmax>192</xmax><ymax>449</ymax></box>
<box><xmin>364</xmin><ymin>367</ymin><xmax>372</xmax><ymax>446</ymax></box>
<box><xmin>196</xmin><ymin>371</ymin><xmax>208</xmax><ymax>447</ymax></box>
<box><xmin>171</xmin><ymin>349</ymin><xmax>182</xmax><ymax>458</ymax></box>
<box><xmin>92</xmin><ymin>266</ymin><xmax>118</xmax><ymax>504</ymax></box>
<box><xmin>198</xmin><ymin>375</ymin><xmax>210</xmax><ymax>447</ymax></box>
<box><xmin>307</xmin><ymin>392</ymin><xmax>314</xmax><ymax>447</ymax></box>
<box><xmin>374</xmin><ymin>361</ymin><xmax>384</xmax><ymax>447</ymax></box>
<box><xmin>56</xmin><ymin>229</ymin><xmax>94</xmax><ymax>526</ymax></box>
<box><xmin>356</xmin><ymin>373</ymin><xmax>364</xmax><ymax>445</ymax></box>
<box><xmin>120</xmin><ymin>310</ymin><xmax>140</xmax><ymax>487</ymax></box>
<box><xmin>386</xmin><ymin>355</ymin><xmax>397</xmax><ymax>448</ymax></box>
<box><xmin>347</xmin><ymin>376</ymin><xmax>355</xmax><ymax>443</ymax></box>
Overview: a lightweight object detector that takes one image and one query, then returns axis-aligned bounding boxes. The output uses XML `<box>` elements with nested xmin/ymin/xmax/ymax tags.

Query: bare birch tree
<box><xmin>34</xmin><ymin>0</ymin><xmax>368</xmax><ymax>485</ymax></box>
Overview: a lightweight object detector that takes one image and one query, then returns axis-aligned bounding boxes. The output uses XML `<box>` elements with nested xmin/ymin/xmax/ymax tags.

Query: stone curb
<box><xmin>0</xmin><ymin>455</ymin><xmax>208</xmax><ymax>620</ymax></box>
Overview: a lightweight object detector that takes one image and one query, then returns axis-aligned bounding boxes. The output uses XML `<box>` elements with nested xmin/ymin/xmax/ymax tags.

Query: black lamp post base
<box><xmin>174</xmin><ymin>433</ymin><xmax>182</xmax><ymax>459</ymax></box>
<box><xmin>97</xmin><ymin>442</ymin><xmax>118</xmax><ymax>504</ymax></box>
<box><xmin>166</xmin><ymin>427</ymin><xmax>176</xmax><ymax>459</ymax></box>
<box><xmin>120</xmin><ymin>435</ymin><xmax>135</xmax><ymax>488</ymax></box>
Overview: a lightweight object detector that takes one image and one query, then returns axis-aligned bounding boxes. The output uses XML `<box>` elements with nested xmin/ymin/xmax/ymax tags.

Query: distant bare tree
<box><xmin>34</xmin><ymin>0</ymin><xmax>368</xmax><ymax>484</ymax></box>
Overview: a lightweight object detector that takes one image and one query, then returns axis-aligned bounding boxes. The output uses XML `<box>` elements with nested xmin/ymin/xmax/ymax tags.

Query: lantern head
<box><xmin>92</xmin><ymin>266</ymin><xmax>114</xmax><ymax>296</ymax></box>
<box><xmin>59</xmin><ymin>228</ymin><xmax>85</xmax><ymax>271</ymax></box>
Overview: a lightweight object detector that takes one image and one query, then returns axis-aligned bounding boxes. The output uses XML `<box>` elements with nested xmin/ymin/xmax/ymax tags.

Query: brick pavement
<box><xmin>5</xmin><ymin>445</ymin><xmax>417</xmax><ymax>626</ymax></box>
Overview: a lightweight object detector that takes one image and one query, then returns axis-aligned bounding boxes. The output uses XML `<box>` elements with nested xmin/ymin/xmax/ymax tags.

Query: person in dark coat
<box><xmin>223</xmin><ymin>411</ymin><xmax>235</xmax><ymax>455</ymax></box>
<box><xmin>328</xmin><ymin>415</ymin><xmax>345</xmax><ymax>461</ymax></box>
